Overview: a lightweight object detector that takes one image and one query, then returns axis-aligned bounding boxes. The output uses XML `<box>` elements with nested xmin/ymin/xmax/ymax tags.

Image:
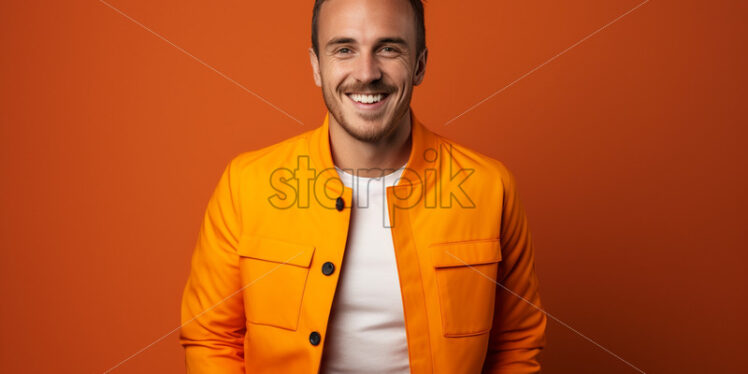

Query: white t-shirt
<box><xmin>318</xmin><ymin>164</ymin><xmax>410</xmax><ymax>374</ymax></box>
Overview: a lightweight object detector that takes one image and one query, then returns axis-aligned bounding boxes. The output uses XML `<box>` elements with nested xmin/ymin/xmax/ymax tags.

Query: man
<box><xmin>179</xmin><ymin>0</ymin><xmax>546</xmax><ymax>373</ymax></box>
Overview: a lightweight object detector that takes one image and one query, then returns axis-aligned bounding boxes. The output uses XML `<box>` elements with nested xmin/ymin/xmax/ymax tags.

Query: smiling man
<box><xmin>179</xmin><ymin>0</ymin><xmax>546</xmax><ymax>373</ymax></box>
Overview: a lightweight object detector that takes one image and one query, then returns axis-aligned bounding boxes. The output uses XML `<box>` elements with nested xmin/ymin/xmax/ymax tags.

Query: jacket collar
<box><xmin>308</xmin><ymin>109</ymin><xmax>439</xmax><ymax>197</ymax></box>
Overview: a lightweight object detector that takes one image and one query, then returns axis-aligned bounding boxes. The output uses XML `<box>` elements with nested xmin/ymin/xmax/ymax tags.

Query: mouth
<box><xmin>345</xmin><ymin>92</ymin><xmax>391</xmax><ymax>110</ymax></box>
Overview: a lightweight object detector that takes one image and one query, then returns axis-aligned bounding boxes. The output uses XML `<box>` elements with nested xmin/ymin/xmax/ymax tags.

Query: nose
<box><xmin>352</xmin><ymin>51</ymin><xmax>382</xmax><ymax>83</ymax></box>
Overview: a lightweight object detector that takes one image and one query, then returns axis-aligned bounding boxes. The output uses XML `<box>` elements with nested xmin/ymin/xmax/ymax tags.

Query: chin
<box><xmin>324</xmin><ymin>91</ymin><xmax>401</xmax><ymax>143</ymax></box>
<box><xmin>342</xmin><ymin>116</ymin><xmax>393</xmax><ymax>143</ymax></box>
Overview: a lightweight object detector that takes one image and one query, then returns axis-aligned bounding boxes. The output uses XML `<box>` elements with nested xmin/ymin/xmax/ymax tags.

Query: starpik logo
<box><xmin>267</xmin><ymin>143</ymin><xmax>476</xmax><ymax>225</ymax></box>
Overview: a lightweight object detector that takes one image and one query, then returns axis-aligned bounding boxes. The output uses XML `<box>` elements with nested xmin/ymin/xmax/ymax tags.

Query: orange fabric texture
<box><xmin>179</xmin><ymin>111</ymin><xmax>546</xmax><ymax>373</ymax></box>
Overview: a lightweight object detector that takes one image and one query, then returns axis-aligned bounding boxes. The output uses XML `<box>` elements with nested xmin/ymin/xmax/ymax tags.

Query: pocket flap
<box><xmin>430</xmin><ymin>239</ymin><xmax>501</xmax><ymax>268</ymax></box>
<box><xmin>237</xmin><ymin>235</ymin><xmax>315</xmax><ymax>268</ymax></box>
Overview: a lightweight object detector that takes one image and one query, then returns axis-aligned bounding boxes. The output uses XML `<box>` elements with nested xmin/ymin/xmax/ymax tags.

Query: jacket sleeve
<box><xmin>179</xmin><ymin>159</ymin><xmax>246</xmax><ymax>373</ymax></box>
<box><xmin>482</xmin><ymin>166</ymin><xmax>547</xmax><ymax>373</ymax></box>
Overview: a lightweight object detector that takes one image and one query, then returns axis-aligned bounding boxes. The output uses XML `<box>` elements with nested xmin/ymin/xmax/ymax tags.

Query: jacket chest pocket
<box><xmin>430</xmin><ymin>239</ymin><xmax>502</xmax><ymax>337</ymax></box>
<box><xmin>237</xmin><ymin>235</ymin><xmax>315</xmax><ymax>331</ymax></box>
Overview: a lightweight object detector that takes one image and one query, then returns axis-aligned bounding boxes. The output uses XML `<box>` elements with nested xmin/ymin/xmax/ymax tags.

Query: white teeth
<box><xmin>350</xmin><ymin>93</ymin><xmax>385</xmax><ymax>104</ymax></box>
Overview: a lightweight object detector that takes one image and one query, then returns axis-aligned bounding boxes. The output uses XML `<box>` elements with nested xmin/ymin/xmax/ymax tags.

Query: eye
<box><xmin>337</xmin><ymin>47</ymin><xmax>352</xmax><ymax>54</ymax></box>
<box><xmin>379</xmin><ymin>46</ymin><xmax>400</xmax><ymax>55</ymax></box>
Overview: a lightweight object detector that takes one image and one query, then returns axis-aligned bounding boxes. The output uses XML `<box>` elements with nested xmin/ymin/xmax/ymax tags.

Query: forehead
<box><xmin>317</xmin><ymin>0</ymin><xmax>416</xmax><ymax>45</ymax></box>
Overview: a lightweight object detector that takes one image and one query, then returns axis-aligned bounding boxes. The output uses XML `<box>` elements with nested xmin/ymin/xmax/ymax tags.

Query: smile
<box><xmin>346</xmin><ymin>93</ymin><xmax>389</xmax><ymax>105</ymax></box>
<box><xmin>348</xmin><ymin>94</ymin><xmax>386</xmax><ymax>104</ymax></box>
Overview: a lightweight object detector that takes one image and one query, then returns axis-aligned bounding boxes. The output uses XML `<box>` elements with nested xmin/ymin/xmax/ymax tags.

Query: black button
<box><xmin>322</xmin><ymin>262</ymin><xmax>335</xmax><ymax>276</ymax></box>
<box><xmin>335</xmin><ymin>197</ymin><xmax>344</xmax><ymax>211</ymax></box>
<box><xmin>309</xmin><ymin>331</ymin><xmax>321</xmax><ymax>346</ymax></box>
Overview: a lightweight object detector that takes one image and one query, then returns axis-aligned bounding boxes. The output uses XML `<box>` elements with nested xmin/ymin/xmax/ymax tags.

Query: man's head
<box><xmin>309</xmin><ymin>0</ymin><xmax>428</xmax><ymax>143</ymax></box>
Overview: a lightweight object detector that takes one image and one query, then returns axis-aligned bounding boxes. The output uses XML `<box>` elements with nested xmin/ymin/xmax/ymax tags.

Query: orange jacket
<box><xmin>179</xmin><ymin>111</ymin><xmax>546</xmax><ymax>373</ymax></box>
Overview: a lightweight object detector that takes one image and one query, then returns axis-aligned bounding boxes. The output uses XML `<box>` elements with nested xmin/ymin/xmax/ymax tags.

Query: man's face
<box><xmin>310</xmin><ymin>0</ymin><xmax>427</xmax><ymax>143</ymax></box>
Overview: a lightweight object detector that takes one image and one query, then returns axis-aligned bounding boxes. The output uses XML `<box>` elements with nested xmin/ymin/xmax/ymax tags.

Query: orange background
<box><xmin>1</xmin><ymin>1</ymin><xmax>746</xmax><ymax>373</ymax></box>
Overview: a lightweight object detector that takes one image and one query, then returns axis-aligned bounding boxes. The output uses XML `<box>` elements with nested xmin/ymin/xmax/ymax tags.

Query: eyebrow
<box><xmin>326</xmin><ymin>37</ymin><xmax>356</xmax><ymax>48</ymax></box>
<box><xmin>325</xmin><ymin>36</ymin><xmax>409</xmax><ymax>48</ymax></box>
<box><xmin>377</xmin><ymin>37</ymin><xmax>408</xmax><ymax>46</ymax></box>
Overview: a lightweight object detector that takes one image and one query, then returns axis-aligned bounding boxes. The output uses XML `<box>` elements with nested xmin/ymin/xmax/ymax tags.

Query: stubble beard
<box><xmin>321</xmin><ymin>82</ymin><xmax>410</xmax><ymax>144</ymax></box>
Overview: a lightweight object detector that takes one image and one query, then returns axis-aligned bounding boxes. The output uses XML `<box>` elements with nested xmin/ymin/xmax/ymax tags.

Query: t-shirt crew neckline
<box><xmin>334</xmin><ymin>163</ymin><xmax>407</xmax><ymax>189</ymax></box>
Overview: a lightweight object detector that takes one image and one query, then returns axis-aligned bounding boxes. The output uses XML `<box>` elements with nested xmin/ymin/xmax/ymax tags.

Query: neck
<box><xmin>328</xmin><ymin>110</ymin><xmax>412</xmax><ymax>178</ymax></box>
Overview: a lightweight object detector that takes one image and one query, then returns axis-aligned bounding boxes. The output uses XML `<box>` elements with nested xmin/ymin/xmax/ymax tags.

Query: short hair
<box><xmin>311</xmin><ymin>0</ymin><xmax>426</xmax><ymax>57</ymax></box>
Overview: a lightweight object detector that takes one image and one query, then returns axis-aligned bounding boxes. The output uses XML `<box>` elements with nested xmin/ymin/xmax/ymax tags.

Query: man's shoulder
<box><xmin>431</xmin><ymin>132</ymin><xmax>515</xmax><ymax>185</ymax></box>
<box><xmin>226</xmin><ymin>128</ymin><xmax>315</xmax><ymax>173</ymax></box>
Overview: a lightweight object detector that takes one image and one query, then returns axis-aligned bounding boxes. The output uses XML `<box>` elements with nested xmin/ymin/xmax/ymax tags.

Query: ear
<box><xmin>412</xmin><ymin>48</ymin><xmax>428</xmax><ymax>86</ymax></box>
<box><xmin>309</xmin><ymin>47</ymin><xmax>322</xmax><ymax>87</ymax></box>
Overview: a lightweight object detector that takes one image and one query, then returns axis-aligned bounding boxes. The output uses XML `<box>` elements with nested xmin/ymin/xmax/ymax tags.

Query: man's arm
<box><xmin>179</xmin><ymin>160</ymin><xmax>246</xmax><ymax>373</ymax></box>
<box><xmin>483</xmin><ymin>166</ymin><xmax>547</xmax><ymax>373</ymax></box>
